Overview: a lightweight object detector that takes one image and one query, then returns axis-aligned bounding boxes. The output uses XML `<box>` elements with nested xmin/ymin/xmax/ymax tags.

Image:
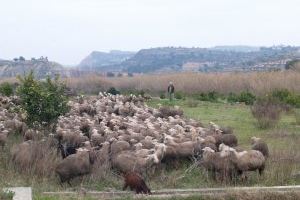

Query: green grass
<box><xmin>1</xmin><ymin>98</ymin><xmax>300</xmax><ymax>199</ymax></box>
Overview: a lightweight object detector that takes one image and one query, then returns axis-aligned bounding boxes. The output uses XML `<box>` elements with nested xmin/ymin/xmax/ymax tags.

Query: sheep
<box><xmin>201</xmin><ymin>147</ymin><xmax>236</xmax><ymax>181</ymax></box>
<box><xmin>11</xmin><ymin>141</ymin><xmax>32</xmax><ymax>169</ymax></box>
<box><xmin>228</xmin><ymin>148</ymin><xmax>265</xmax><ymax>180</ymax></box>
<box><xmin>58</xmin><ymin>143</ymin><xmax>77</xmax><ymax>159</ymax></box>
<box><xmin>110</xmin><ymin>140</ymin><xmax>131</xmax><ymax>155</ymax></box>
<box><xmin>251</xmin><ymin>137</ymin><xmax>269</xmax><ymax>158</ymax></box>
<box><xmin>55</xmin><ymin>148</ymin><xmax>98</xmax><ymax>186</ymax></box>
<box><xmin>220</xmin><ymin>126</ymin><xmax>234</xmax><ymax>135</ymax></box>
<box><xmin>0</xmin><ymin>130</ymin><xmax>8</xmax><ymax>148</ymax></box>
<box><xmin>111</xmin><ymin>151</ymin><xmax>156</xmax><ymax>174</ymax></box>
<box><xmin>214</xmin><ymin>133</ymin><xmax>238</xmax><ymax>148</ymax></box>
<box><xmin>122</xmin><ymin>172</ymin><xmax>151</xmax><ymax>194</ymax></box>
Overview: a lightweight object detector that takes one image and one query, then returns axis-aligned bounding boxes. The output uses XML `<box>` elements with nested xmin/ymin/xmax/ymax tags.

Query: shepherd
<box><xmin>167</xmin><ymin>81</ymin><xmax>175</xmax><ymax>101</ymax></box>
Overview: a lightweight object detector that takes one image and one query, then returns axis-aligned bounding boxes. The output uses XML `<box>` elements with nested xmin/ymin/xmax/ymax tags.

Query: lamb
<box><xmin>228</xmin><ymin>148</ymin><xmax>265</xmax><ymax>180</ymax></box>
<box><xmin>251</xmin><ymin>137</ymin><xmax>269</xmax><ymax>158</ymax></box>
<box><xmin>55</xmin><ymin>148</ymin><xmax>98</xmax><ymax>185</ymax></box>
<box><xmin>122</xmin><ymin>172</ymin><xmax>151</xmax><ymax>194</ymax></box>
<box><xmin>201</xmin><ymin>147</ymin><xmax>236</xmax><ymax>181</ymax></box>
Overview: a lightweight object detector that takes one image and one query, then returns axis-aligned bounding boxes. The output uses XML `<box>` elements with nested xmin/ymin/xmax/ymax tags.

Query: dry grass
<box><xmin>64</xmin><ymin>75</ymin><xmax>112</xmax><ymax>95</ymax></box>
<box><xmin>110</xmin><ymin>72</ymin><xmax>300</xmax><ymax>95</ymax></box>
<box><xmin>2</xmin><ymin>71</ymin><xmax>300</xmax><ymax>96</ymax></box>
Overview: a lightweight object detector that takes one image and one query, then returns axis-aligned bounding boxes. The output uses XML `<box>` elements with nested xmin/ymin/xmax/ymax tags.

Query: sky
<box><xmin>0</xmin><ymin>0</ymin><xmax>299</xmax><ymax>65</ymax></box>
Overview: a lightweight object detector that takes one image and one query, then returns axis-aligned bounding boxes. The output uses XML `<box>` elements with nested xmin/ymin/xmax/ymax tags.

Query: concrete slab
<box><xmin>4</xmin><ymin>187</ymin><xmax>32</xmax><ymax>200</ymax></box>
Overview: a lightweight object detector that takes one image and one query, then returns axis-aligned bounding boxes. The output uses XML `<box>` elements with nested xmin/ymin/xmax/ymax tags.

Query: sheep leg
<box><xmin>122</xmin><ymin>183</ymin><xmax>128</xmax><ymax>191</ymax></box>
<box><xmin>259</xmin><ymin>165</ymin><xmax>265</xmax><ymax>176</ymax></box>
<box><xmin>67</xmin><ymin>180</ymin><xmax>72</xmax><ymax>187</ymax></box>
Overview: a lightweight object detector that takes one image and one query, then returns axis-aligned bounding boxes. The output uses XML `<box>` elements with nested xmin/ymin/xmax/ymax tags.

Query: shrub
<box><xmin>0</xmin><ymin>190</ymin><xmax>14</xmax><ymax>200</ymax></box>
<box><xmin>251</xmin><ymin>97</ymin><xmax>282</xmax><ymax>129</ymax></box>
<box><xmin>107</xmin><ymin>87</ymin><xmax>120</xmax><ymax>95</ymax></box>
<box><xmin>195</xmin><ymin>91</ymin><xmax>219</xmax><ymax>102</ymax></box>
<box><xmin>175</xmin><ymin>91</ymin><xmax>184</xmax><ymax>100</ymax></box>
<box><xmin>0</xmin><ymin>82</ymin><xmax>14</xmax><ymax>96</ymax></box>
<box><xmin>17</xmin><ymin>71</ymin><xmax>69</xmax><ymax>128</ymax></box>
<box><xmin>271</xmin><ymin>89</ymin><xmax>300</xmax><ymax>108</ymax></box>
<box><xmin>239</xmin><ymin>91</ymin><xmax>256</xmax><ymax>105</ymax></box>
<box><xmin>227</xmin><ymin>92</ymin><xmax>239</xmax><ymax>104</ymax></box>
<box><xmin>160</xmin><ymin>93</ymin><xmax>166</xmax><ymax>99</ymax></box>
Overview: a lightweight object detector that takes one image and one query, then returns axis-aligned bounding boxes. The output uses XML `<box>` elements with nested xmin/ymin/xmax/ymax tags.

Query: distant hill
<box><xmin>212</xmin><ymin>45</ymin><xmax>260</xmax><ymax>52</ymax></box>
<box><xmin>121</xmin><ymin>46</ymin><xmax>300</xmax><ymax>73</ymax></box>
<box><xmin>0</xmin><ymin>58</ymin><xmax>68</xmax><ymax>79</ymax></box>
<box><xmin>78</xmin><ymin>50</ymin><xmax>135</xmax><ymax>71</ymax></box>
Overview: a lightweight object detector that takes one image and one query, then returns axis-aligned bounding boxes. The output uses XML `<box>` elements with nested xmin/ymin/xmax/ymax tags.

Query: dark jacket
<box><xmin>167</xmin><ymin>84</ymin><xmax>175</xmax><ymax>93</ymax></box>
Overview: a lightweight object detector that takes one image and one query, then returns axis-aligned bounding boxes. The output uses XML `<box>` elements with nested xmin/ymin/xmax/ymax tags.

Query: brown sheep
<box><xmin>55</xmin><ymin>148</ymin><xmax>98</xmax><ymax>186</ymax></box>
<box><xmin>220</xmin><ymin>126</ymin><xmax>234</xmax><ymax>135</ymax></box>
<box><xmin>123</xmin><ymin>172</ymin><xmax>151</xmax><ymax>194</ymax></box>
<box><xmin>251</xmin><ymin>137</ymin><xmax>269</xmax><ymax>158</ymax></box>
<box><xmin>214</xmin><ymin>133</ymin><xmax>238</xmax><ymax>148</ymax></box>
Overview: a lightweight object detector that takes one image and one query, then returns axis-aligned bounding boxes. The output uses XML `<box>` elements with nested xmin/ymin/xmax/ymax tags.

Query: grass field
<box><xmin>1</xmin><ymin>98</ymin><xmax>300</xmax><ymax>200</ymax></box>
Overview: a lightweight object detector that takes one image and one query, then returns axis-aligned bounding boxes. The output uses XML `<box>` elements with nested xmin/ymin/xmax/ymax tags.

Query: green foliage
<box><xmin>17</xmin><ymin>71</ymin><xmax>69</xmax><ymax>128</ymax></box>
<box><xmin>0</xmin><ymin>190</ymin><xmax>15</xmax><ymax>200</ymax></box>
<box><xmin>174</xmin><ymin>91</ymin><xmax>184</xmax><ymax>100</ymax></box>
<box><xmin>239</xmin><ymin>91</ymin><xmax>256</xmax><ymax>105</ymax></box>
<box><xmin>271</xmin><ymin>89</ymin><xmax>300</xmax><ymax>108</ymax></box>
<box><xmin>107</xmin><ymin>87</ymin><xmax>120</xmax><ymax>95</ymax></box>
<box><xmin>160</xmin><ymin>93</ymin><xmax>166</xmax><ymax>99</ymax></box>
<box><xmin>0</xmin><ymin>82</ymin><xmax>14</xmax><ymax>96</ymax></box>
<box><xmin>227</xmin><ymin>92</ymin><xmax>239</xmax><ymax>103</ymax></box>
<box><xmin>194</xmin><ymin>91</ymin><xmax>220</xmax><ymax>102</ymax></box>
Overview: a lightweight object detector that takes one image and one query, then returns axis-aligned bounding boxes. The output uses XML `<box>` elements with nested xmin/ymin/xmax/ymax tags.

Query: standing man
<box><xmin>167</xmin><ymin>81</ymin><xmax>175</xmax><ymax>101</ymax></box>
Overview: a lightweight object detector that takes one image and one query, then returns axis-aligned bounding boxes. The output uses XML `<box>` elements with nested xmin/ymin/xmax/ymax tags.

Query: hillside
<box><xmin>0</xmin><ymin>58</ymin><xmax>68</xmax><ymax>79</ymax></box>
<box><xmin>122</xmin><ymin>46</ymin><xmax>300</xmax><ymax>73</ymax></box>
<box><xmin>78</xmin><ymin>50</ymin><xmax>135</xmax><ymax>71</ymax></box>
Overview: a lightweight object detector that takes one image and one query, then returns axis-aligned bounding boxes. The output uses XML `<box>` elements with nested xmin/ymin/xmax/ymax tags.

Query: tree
<box><xmin>17</xmin><ymin>71</ymin><xmax>69</xmax><ymax>129</ymax></box>
<box><xmin>19</xmin><ymin>56</ymin><xmax>25</xmax><ymax>61</ymax></box>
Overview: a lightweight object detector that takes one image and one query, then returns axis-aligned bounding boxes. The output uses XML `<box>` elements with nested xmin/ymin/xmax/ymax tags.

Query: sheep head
<box><xmin>251</xmin><ymin>136</ymin><xmax>261</xmax><ymax>145</ymax></box>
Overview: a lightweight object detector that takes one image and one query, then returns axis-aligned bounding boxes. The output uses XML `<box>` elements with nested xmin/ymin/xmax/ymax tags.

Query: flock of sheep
<box><xmin>0</xmin><ymin>93</ymin><xmax>269</xmax><ymax>193</ymax></box>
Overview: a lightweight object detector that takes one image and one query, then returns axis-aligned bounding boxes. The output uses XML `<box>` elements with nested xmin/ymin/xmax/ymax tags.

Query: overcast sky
<box><xmin>0</xmin><ymin>0</ymin><xmax>299</xmax><ymax>65</ymax></box>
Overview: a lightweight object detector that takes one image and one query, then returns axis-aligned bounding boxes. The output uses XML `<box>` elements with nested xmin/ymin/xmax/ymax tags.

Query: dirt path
<box><xmin>43</xmin><ymin>185</ymin><xmax>300</xmax><ymax>199</ymax></box>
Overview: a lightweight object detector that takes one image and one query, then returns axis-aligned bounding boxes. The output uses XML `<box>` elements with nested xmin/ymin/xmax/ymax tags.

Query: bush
<box><xmin>107</xmin><ymin>87</ymin><xmax>120</xmax><ymax>95</ymax></box>
<box><xmin>0</xmin><ymin>190</ymin><xmax>14</xmax><ymax>200</ymax></box>
<box><xmin>271</xmin><ymin>89</ymin><xmax>300</xmax><ymax>108</ymax></box>
<box><xmin>175</xmin><ymin>91</ymin><xmax>184</xmax><ymax>100</ymax></box>
<box><xmin>239</xmin><ymin>91</ymin><xmax>256</xmax><ymax>105</ymax></box>
<box><xmin>0</xmin><ymin>82</ymin><xmax>14</xmax><ymax>96</ymax></box>
<box><xmin>17</xmin><ymin>71</ymin><xmax>69</xmax><ymax>128</ymax></box>
<box><xmin>160</xmin><ymin>93</ymin><xmax>166</xmax><ymax>99</ymax></box>
<box><xmin>195</xmin><ymin>91</ymin><xmax>219</xmax><ymax>102</ymax></box>
<box><xmin>227</xmin><ymin>92</ymin><xmax>239</xmax><ymax>104</ymax></box>
<box><xmin>251</xmin><ymin>97</ymin><xmax>282</xmax><ymax>129</ymax></box>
